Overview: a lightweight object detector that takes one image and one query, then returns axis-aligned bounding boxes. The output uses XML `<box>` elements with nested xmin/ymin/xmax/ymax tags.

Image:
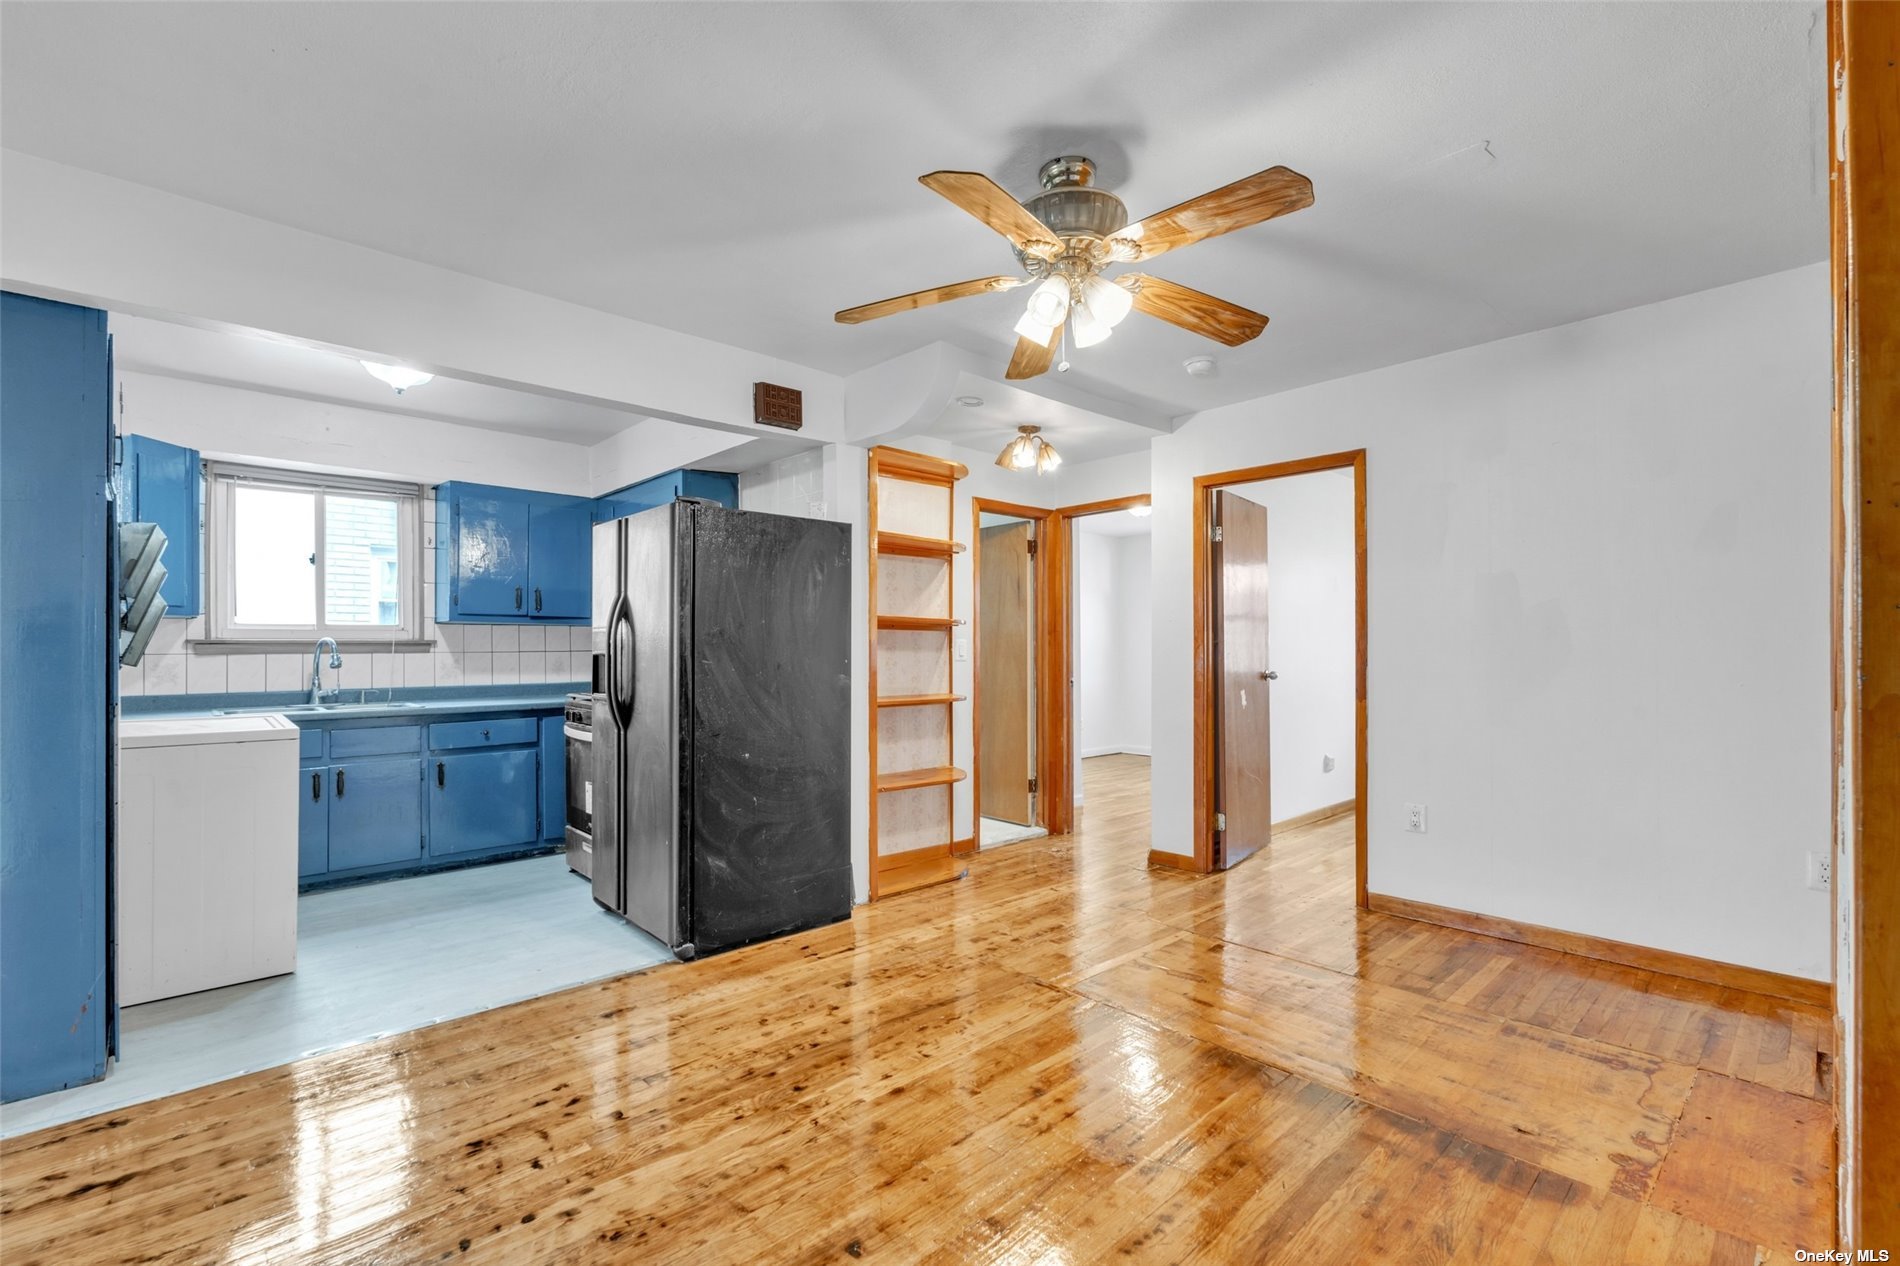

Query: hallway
<box><xmin>1</xmin><ymin>755</ymin><xmax>1833</xmax><ymax>1263</ymax></box>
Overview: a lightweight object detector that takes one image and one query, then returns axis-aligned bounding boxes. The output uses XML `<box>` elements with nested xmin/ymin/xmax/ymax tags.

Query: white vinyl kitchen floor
<box><xmin>979</xmin><ymin>816</ymin><xmax>1047</xmax><ymax>849</ymax></box>
<box><xmin>0</xmin><ymin>854</ymin><xmax>672</xmax><ymax>1139</ymax></box>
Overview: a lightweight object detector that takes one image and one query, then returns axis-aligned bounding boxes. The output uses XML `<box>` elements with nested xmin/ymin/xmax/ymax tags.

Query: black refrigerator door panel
<box><xmin>686</xmin><ymin>506</ymin><xmax>853</xmax><ymax>954</ymax></box>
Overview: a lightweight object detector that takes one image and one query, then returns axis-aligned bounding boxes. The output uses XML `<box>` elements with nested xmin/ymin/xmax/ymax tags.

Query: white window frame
<box><xmin>206</xmin><ymin>462</ymin><xmax>423</xmax><ymax>644</ymax></box>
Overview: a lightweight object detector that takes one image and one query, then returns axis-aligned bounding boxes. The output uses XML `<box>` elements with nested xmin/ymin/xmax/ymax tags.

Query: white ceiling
<box><xmin>2</xmin><ymin>2</ymin><xmax>1827</xmax><ymax>420</ymax></box>
<box><xmin>110</xmin><ymin>314</ymin><xmax>643</xmax><ymax>446</ymax></box>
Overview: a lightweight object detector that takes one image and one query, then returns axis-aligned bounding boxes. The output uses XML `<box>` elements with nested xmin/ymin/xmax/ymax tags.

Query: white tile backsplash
<box><xmin>461</xmin><ymin>651</ymin><xmax>492</xmax><ymax>686</ymax></box>
<box><xmin>267</xmin><ymin>653</ymin><xmax>306</xmax><ymax>692</ymax></box>
<box><xmin>490</xmin><ymin>652</ymin><xmax>519</xmax><ymax>685</ymax></box>
<box><xmin>519</xmin><ymin>651</ymin><xmax>548</xmax><ymax>683</ymax></box>
<box><xmin>226</xmin><ymin>654</ymin><xmax>267</xmax><ymax>693</ymax></box>
<box><xmin>463</xmin><ymin>625</ymin><xmax>492</xmax><ymax>653</ymax></box>
<box><xmin>186</xmin><ymin>655</ymin><xmax>227</xmax><ymax>694</ymax></box>
<box><xmin>372</xmin><ymin>652</ymin><xmax>401</xmax><ymax>688</ymax></box>
<box><xmin>491</xmin><ymin>625</ymin><xmax>520</xmax><ymax>652</ymax></box>
<box><xmin>434</xmin><ymin>651</ymin><xmax>464</xmax><ymax>686</ymax></box>
<box><xmin>519</xmin><ymin>625</ymin><xmax>546</xmax><ymax>651</ymax></box>
<box><xmin>338</xmin><ymin>654</ymin><xmax>372</xmax><ymax>690</ymax></box>
<box><xmin>403</xmin><ymin>651</ymin><xmax>435</xmax><ymax>687</ymax></box>
<box><xmin>145</xmin><ymin>653</ymin><xmax>187</xmax><ymax>695</ymax></box>
<box><xmin>119</xmin><ymin>660</ymin><xmax>144</xmax><ymax>696</ymax></box>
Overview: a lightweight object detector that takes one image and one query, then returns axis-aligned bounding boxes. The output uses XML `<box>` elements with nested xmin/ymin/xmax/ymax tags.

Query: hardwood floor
<box><xmin>0</xmin><ymin>754</ymin><xmax>1834</xmax><ymax>1263</ymax></box>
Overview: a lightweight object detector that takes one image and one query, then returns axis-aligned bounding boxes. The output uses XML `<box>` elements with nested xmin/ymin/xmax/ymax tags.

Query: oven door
<box><xmin>564</xmin><ymin>721</ymin><xmax>595</xmax><ymax>877</ymax></box>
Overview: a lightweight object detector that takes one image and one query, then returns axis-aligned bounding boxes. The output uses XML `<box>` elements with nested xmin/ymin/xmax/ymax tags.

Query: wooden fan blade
<box><xmin>1125</xmin><ymin>275</ymin><xmax>1268</xmax><ymax>346</ymax></box>
<box><xmin>920</xmin><ymin>171</ymin><xmax>1062</xmax><ymax>260</ymax></box>
<box><xmin>1005</xmin><ymin>316</ymin><xmax>1065</xmax><ymax>380</ymax></box>
<box><xmin>835</xmin><ymin>275</ymin><xmax>1025</xmax><ymax>324</ymax></box>
<box><xmin>1112</xmin><ymin>166</ymin><xmax>1313</xmax><ymax>262</ymax></box>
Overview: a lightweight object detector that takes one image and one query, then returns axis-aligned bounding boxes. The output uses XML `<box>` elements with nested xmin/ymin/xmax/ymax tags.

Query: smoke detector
<box><xmin>1184</xmin><ymin>355</ymin><xmax>1218</xmax><ymax>378</ymax></box>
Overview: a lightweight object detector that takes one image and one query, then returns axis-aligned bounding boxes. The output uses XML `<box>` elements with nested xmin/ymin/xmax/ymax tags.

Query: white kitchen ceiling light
<box><xmin>360</xmin><ymin>360</ymin><xmax>434</xmax><ymax>394</ymax></box>
<box><xmin>1127</xmin><ymin>503</ymin><xmax>1153</xmax><ymax>518</ymax></box>
<box><xmin>995</xmin><ymin>425</ymin><xmax>1062</xmax><ymax>475</ymax></box>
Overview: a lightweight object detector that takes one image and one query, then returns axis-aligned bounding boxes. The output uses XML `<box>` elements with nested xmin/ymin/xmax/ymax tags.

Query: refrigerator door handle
<box><xmin>608</xmin><ymin>594</ymin><xmax>636</xmax><ymax>733</ymax></box>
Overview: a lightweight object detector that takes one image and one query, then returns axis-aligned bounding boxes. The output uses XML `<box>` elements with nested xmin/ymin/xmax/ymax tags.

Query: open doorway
<box><xmin>974</xmin><ymin>506</ymin><xmax>1049</xmax><ymax>848</ymax></box>
<box><xmin>1194</xmin><ymin>452</ymin><xmax>1367</xmax><ymax>902</ymax></box>
<box><xmin>1069</xmin><ymin>501</ymin><xmax>1154</xmax><ymax>840</ymax></box>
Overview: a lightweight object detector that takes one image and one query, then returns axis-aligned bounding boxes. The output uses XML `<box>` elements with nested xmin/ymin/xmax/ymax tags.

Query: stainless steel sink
<box><xmin>212</xmin><ymin>700</ymin><xmax>427</xmax><ymax>716</ymax></box>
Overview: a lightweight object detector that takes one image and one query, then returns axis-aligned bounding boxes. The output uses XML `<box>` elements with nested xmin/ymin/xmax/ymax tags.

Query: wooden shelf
<box><xmin>876</xmin><ymin>532</ymin><xmax>965</xmax><ymax>559</ymax></box>
<box><xmin>874</xmin><ymin>848</ymin><xmax>964</xmax><ymax>896</ymax></box>
<box><xmin>875</xmin><ymin>693</ymin><xmax>966</xmax><ymax>709</ymax></box>
<box><xmin>875</xmin><ymin>765</ymin><xmax>968</xmax><ymax>793</ymax></box>
<box><xmin>876</xmin><ymin>614</ymin><xmax>962</xmax><ymax>632</ymax></box>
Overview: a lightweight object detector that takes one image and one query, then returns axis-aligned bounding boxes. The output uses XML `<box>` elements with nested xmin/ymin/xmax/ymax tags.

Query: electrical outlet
<box><xmin>1807</xmin><ymin>851</ymin><xmax>1831</xmax><ymax>892</ymax></box>
<box><xmin>1405</xmin><ymin>803</ymin><xmax>1428</xmax><ymax>834</ymax></box>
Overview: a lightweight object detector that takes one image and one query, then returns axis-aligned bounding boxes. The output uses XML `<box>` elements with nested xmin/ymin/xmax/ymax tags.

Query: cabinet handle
<box><xmin>482</xmin><ymin>728</ymin><xmax>490</xmax><ymax>740</ymax></box>
<box><xmin>534</xmin><ymin>587</ymin><xmax>543</xmax><ymax>613</ymax></box>
<box><xmin>515</xmin><ymin>586</ymin><xmax>523</xmax><ymax>611</ymax></box>
<box><xmin>335</xmin><ymin>768</ymin><xmax>345</xmax><ymax>797</ymax></box>
<box><xmin>437</xmin><ymin>761</ymin><xmax>446</xmax><ymax>788</ymax></box>
<box><xmin>311</xmin><ymin>771</ymin><xmax>321</xmax><ymax>802</ymax></box>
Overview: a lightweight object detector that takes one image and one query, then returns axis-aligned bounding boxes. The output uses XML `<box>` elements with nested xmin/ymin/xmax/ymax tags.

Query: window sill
<box><xmin>190</xmin><ymin>639</ymin><xmax>435</xmax><ymax>654</ymax></box>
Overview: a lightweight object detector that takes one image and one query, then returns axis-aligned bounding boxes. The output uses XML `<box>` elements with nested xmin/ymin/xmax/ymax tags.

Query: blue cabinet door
<box><xmin>326</xmin><ymin>759</ymin><xmax>424</xmax><ymax>871</ymax></box>
<box><xmin>528</xmin><ymin>500</ymin><xmax>591</xmax><ymax>618</ymax></box>
<box><xmin>124</xmin><ymin>435</ymin><xmax>201</xmax><ymax>617</ymax></box>
<box><xmin>298</xmin><ymin>764</ymin><xmax>330</xmax><ymax>878</ymax></box>
<box><xmin>539</xmin><ymin>716</ymin><xmax>565</xmax><ymax>841</ymax></box>
<box><xmin>429</xmin><ymin>748</ymin><xmax>538</xmax><ymax>856</ymax></box>
<box><xmin>453</xmin><ymin>493</ymin><xmax>531</xmax><ymax>617</ymax></box>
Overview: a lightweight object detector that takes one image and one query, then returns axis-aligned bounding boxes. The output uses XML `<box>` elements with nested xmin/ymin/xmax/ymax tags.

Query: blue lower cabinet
<box><xmin>298</xmin><ymin>764</ymin><xmax>330</xmax><ymax>878</ymax></box>
<box><xmin>429</xmin><ymin>748</ymin><xmax>538</xmax><ymax>856</ymax></box>
<box><xmin>540</xmin><ymin>716</ymin><xmax>565</xmax><ymax>841</ymax></box>
<box><xmin>326</xmin><ymin>759</ymin><xmax>425</xmax><ymax>871</ymax></box>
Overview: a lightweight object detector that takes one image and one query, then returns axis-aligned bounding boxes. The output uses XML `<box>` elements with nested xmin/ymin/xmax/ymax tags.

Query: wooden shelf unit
<box><xmin>876</xmin><ymin>531</ymin><xmax>965</xmax><ymax>559</ymax></box>
<box><xmin>867</xmin><ymin>445</ymin><xmax>970</xmax><ymax>899</ymax></box>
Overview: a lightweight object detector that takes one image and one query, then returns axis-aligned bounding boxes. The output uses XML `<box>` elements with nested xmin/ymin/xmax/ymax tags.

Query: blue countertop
<box><xmin>124</xmin><ymin>682</ymin><xmax>587</xmax><ymax>722</ymax></box>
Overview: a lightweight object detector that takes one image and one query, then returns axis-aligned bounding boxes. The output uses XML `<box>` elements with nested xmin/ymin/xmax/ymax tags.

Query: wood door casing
<box><xmin>1214</xmin><ymin>490</ymin><xmax>1270</xmax><ymax>869</ymax></box>
<box><xmin>978</xmin><ymin>521</ymin><xmax>1036</xmax><ymax>825</ymax></box>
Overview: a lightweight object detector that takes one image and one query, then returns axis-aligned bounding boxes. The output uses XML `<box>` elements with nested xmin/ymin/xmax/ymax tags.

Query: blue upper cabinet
<box><xmin>436</xmin><ymin>482</ymin><xmax>592</xmax><ymax>624</ymax></box>
<box><xmin>593</xmin><ymin>468</ymin><xmax>738</xmax><ymax>523</ymax></box>
<box><xmin>122</xmin><ymin>434</ymin><xmax>202</xmax><ymax>617</ymax></box>
<box><xmin>527</xmin><ymin>499</ymin><xmax>591</xmax><ymax>618</ymax></box>
<box><xmin>452</xmin><ymin>490</ymin><xmax>532</xmax><ymax>617</ymax></box>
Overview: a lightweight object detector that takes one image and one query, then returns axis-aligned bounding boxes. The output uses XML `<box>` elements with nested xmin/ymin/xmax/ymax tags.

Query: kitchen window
<box><xmin>206</xmin><ymin>463</ymin><xmax>423</xmax><ymax>643</ymax></box>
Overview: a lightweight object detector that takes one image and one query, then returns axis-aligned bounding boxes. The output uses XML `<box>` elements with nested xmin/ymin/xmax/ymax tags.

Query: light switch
<box><xmin>954</xmin><ymin>636</ymin><xmax>969</xmax><ymax>662</ymax></box>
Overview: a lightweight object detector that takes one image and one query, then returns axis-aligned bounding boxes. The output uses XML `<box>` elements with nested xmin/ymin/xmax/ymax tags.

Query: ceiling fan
<box><xmin>835</xmin><ymin>155</ymin><xmax>1313</xmax><ymax>380</ymax></box>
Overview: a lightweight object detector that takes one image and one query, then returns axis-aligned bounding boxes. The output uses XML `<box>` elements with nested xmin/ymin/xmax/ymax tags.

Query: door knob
<box><xmin>1261</xmin><ymin>671</ymin><xmax>1278</xmax><ymax>680</ymax></box>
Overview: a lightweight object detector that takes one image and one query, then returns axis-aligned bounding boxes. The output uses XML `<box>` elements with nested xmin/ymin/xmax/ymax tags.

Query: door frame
<box><xmin>968</xmin><ymin>498</ymin><xmax>1061</xmax><ymax>852</ymax></box>
<box><xmin>1188</xmin><ymin>450</ymin><xmax>1368</xmax><ymax>906</ymax></box>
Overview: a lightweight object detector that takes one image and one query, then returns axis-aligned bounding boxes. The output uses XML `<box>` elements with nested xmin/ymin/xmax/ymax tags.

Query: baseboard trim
<box><xmin>1367</xmin><ymin>893</ymin><xmax>1831</xmax><ymax>1008</ymax></box>
<box><xmin>949</xmin><ymin>836</ymin><xmax>976</xmax><ymax>857</ymax></box>
<box><xmin>1271</xmin><ymin>799</ymin><xmax>1356</xmax><ymax>833</ymax></box>
<box><xmin>1147</xmin><ymin>849</ymin><xmax>1203</xmax><ymax>874</ymax></box>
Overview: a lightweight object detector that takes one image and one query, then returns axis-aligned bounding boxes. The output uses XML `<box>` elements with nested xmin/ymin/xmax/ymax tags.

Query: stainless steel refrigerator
<box><xmin>591</xmin><ymin>500</ymin><xmax>852</xmax><ymax>958</ymax></box>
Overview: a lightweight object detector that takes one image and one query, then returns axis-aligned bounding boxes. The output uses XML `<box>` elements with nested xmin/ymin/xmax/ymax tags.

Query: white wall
<box><xmin>1149</xmin><ymin>263</ymin><xmax>1832</xmax><ymax>981</ymax></box>
<box><xmin>1227</xmin><ymin>471</ymin><xmax>1357</xmax><ymax>823</ymax></box>
<box><xmin>1075</xmin><ymin>529</ymin><xmax>1154</xmax><ymax>780</ymax></box>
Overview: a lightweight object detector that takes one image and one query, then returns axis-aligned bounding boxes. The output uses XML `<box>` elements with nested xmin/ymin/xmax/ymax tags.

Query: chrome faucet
<box><xmin>309</xmin><ymin>638</ymin><xmax>342</xmax><ymax>704</ymax></box>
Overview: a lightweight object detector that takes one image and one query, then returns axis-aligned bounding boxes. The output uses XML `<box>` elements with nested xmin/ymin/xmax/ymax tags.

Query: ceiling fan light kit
<box><xmin>996</xmin><ymin>425</ymin><xmax>1062</xmax><ymax>475</ymax></box>
<box><xmin>836</xmin><ymin>152</ymin><xmax>1311</xmax><ymax>380</ymax></box>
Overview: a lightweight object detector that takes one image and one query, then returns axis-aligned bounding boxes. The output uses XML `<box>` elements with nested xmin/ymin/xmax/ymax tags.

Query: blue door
<box><xmin>455</xmin><ymin>493</ymin><xmax>531</xmax><ymax>617</ymax></box>
<box><xmin>529</xmin><ymin>500</ymin><xmax>591</xmax><ymax>618</ymax></box>
<box><xmin>1</xmin><ymin>292</ymin><xmax>112</xmax><ymax>1102</ymax></box>
<box><xmin>124</xmin><ymin>435</ymin><xmax>201</xmax><ymax>617</ymax></box>
<box><xmin>539</xmin><ymin>716</ymin><xmax>565</xmax><ymax>841</ymax></box>
<box><xmin>298</xmin><ymin>764</ymin><xmax>330</xmax><ymax>878</ymax></box>
<box><xmin>430</xmin><ymin>748</ymin><xmax>538</xmax><ymax>855</ymax></box>
<box><xmin>326</xmin><ymin>759</ymin><xmax>424</xmax><ymax>871</ymax></box>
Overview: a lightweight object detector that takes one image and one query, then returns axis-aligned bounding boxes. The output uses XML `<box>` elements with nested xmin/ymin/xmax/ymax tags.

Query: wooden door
<box><xmin>1213</xmin><ymin>490</ymin><xmax>1270</xmax><ymax>868</ymax></box>
<box><xmin>978</xmin><ymin>521</ymin><xmax>1036</xmax><ymax>825</ymax></box>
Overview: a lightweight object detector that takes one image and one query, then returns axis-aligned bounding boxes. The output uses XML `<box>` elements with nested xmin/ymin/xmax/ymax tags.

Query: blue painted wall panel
<box><xmin>0</xmin><ymin>292</ymin><xmax>112</xmax><ymax>1101</ymax></box>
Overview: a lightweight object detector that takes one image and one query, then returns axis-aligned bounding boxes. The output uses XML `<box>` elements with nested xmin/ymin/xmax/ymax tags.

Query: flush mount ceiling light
<box><xmin>836</xmin><ymin>155</ymin><xmax>1312</xmax><ymax>380</ymax></box>
<box><xmin>1127</xmin><ymin>503</ymin><xmax>1153</xmax><ymax>518</ymax></box>
<box><xmin>995</xmin><ymin>425</ymin><xmax>1062</xmax><ymax>475</ymax></box>
<box><xmin>360</xmin><ymin>360</ymin><xmax>434</xmax><ymax>394</ymax></box>
<box><xmin>955</xmin><ymin>395</ymin><xmax>985</xmax><ymax>407</ymax></box>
